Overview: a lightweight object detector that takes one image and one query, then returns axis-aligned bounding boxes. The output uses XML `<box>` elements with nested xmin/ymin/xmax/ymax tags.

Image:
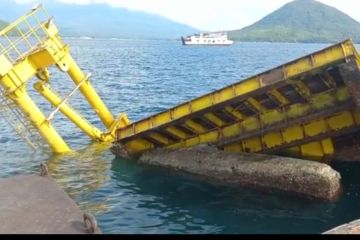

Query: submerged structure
<box><xmin>112</xmin><ymin>40</ymin><xmax>360</xmax><ymax>161</ymax></box>
<box><xmin>0</xmin><ymin>5</ymin><xmax>129</xmax><ymax>153</ymax></box>
<box><xmin>0</xmin><ymin>6</ymin><xmax>359</xmax><ymax>163</ymax></box>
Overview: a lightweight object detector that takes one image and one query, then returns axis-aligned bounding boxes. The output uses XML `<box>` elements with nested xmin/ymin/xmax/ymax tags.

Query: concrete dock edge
<box><xmin>324</xmin><ymin>219</ymin><xmax>360</xmax><ymax>234</ymax></box>
<box><xmin>0</xmin><ymin>164</ymin><xmax>101</xmax><ymax>234</ymax></box>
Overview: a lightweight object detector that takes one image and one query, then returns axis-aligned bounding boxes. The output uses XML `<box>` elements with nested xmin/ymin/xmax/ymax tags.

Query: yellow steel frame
<box><xmin>117</xmin><ymin>40</ymin><xmax>357</xmax><ymax>140</ymax></box>
<box><xmin>0</xmin><ymin>5</ymin><xmax>130</xmax><ymax>153</ymax></box>
<box><xmin>115</xmin><ymin>39</ymin><xmax>360</xmax><ymax>160</ymax></box>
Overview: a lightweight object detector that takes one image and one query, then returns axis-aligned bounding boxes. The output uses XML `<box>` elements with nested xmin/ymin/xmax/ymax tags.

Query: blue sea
<box><xmin>1</xmin><ymin>39</ymin><xmax>360</xmax><ymax>234</ymax></box>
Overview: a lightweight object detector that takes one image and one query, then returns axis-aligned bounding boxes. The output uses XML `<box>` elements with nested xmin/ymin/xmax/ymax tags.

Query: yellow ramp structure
<box><xmin>113</xmin><ymin>39</ymin><xmax>360</xmax><ymax>161</ymax></box>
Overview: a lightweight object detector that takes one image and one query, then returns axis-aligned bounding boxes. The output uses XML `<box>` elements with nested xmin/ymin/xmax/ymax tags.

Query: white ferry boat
<box><xmin>181</xmin><ymin>32</ymin><xmax>234</xmax><ymax>46</ymax></box>
<box><xmin>79</xmin><ymin>36</ymin><xmax>93</xmax><ymax>40</ymax></box>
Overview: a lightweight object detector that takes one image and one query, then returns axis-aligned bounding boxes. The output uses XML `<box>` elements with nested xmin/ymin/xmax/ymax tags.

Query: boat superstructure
<box><xmin>181</xmin><ymin>31</ymin><xmax>234</xmax><ymax>46</ymax></box>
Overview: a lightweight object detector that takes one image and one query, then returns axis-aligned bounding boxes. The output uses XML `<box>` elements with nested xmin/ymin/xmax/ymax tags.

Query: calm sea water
<box><xmin>1</xmin><ymin>39</ymin><xmax>360</xmax><ymax>234</ymax></box>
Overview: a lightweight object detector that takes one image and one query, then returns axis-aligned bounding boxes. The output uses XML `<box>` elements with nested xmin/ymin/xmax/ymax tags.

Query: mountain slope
<box><xmin>0</xmin><ymin>0</ymin><xmax>198</xmax><ymax>39</ymax></box>
<box><xmin>228</xmin><ymin>0</ymin><xmax>360</xmax><ymax>43</ymax></box>
<box><xmin>0</xmin><ymin>19</ymin><xmax>7</xmax><ymax>30</ymax></box>
<box><xmin>48</xmin><ymin>3</ymin><xmax>199</xmax><ymax>39</ymax></box>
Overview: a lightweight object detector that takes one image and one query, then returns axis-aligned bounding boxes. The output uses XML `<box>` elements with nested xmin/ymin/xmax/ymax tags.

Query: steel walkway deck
<box><xmin>113</xmin><ymin>39</ymin><xmax>360</xmax><ymax>161</ymax></box>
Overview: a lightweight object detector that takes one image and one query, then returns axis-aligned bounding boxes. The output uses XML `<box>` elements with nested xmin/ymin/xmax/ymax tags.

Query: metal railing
<box><xmin>0</xmin><ymin>4</ymin><xmax>51</xmax><ymax>64</ymax></box>
<box><xmin>0</xmin><ymin>87</ymin><xmax>43</xmax><ymax>150</ymax></box>
<box><xmin>0</xmin><ymin>4</ymin><xmax>52</xmax><ymax>150</ymax></box>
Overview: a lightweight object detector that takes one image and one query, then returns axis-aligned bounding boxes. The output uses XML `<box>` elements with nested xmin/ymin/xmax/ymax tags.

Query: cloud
<box><xmin>53</xmin><ymin>0</ymin><xmax>290</xmax><ymax>30</ymax></box>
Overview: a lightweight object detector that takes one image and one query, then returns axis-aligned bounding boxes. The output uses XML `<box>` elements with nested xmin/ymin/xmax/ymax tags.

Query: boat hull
<box><xmin>181</xmin><ymin>32</ymin><xmax>234</xmax><ymax>46</ymax></box>
<box><xmin>183</xmin><ymin>43</ymin><xmax>234</xmax><ymax>46</ymax></box>
<box><xmin>182</xmin><ymin>41</ymin><xmax>234</xmax><ymax>46</ymax></box>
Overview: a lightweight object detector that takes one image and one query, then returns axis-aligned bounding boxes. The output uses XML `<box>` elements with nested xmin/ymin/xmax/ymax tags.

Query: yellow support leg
<box><xmin>62</xmin><ymin>54</ymin><xmax>115</xmax><ymax>128</ymax></box>
<box><xmin>5</xmin><ymin>86</ymin><xmax>70</xmax><ymax>153</ymax></box>
<box><xmin>33</xmin><ymin>81</ymin><xmax>113</xmax><ymax>142</ymax></box>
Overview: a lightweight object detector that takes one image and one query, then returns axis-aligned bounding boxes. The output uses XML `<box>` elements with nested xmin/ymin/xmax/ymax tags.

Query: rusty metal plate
<box><xmin>339</xmin><ymin>59</ymin><xmax>360</xmax><ymax>106</ymax></box>
<box><xmin>260</xmin><ymin>67</ymin><xmax>285</xmax><ymax>86</ymax></box>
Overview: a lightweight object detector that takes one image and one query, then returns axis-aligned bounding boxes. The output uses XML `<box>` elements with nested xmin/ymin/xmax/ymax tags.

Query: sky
<box><xmin>13</xmin><ymin>0</ymin><xmax>360</xmax><ymax>31</ymax></box>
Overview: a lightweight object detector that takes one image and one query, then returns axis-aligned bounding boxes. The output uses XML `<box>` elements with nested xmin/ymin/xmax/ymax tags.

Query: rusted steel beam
<box><xmin>339</xmin><ymin>58</ymin><xmax>360</xmax><ymax>106</ymax></box>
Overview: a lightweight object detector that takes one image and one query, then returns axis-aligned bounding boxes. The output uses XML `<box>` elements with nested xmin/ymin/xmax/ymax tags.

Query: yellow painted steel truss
<box><xmin>0</xmin><ymin>5</ymin><xmax>129</xmax><ymax>153</ymax></box>
<box><xmin>114</xmin><ymin>39</ymin><xmax>360</xmax><ymax>161</ymax></box>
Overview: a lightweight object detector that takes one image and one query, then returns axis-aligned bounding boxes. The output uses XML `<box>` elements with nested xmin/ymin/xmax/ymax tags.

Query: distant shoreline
<box><xmin>60</xmin><ymin>36</ymin><xmax>358</xmax><ymax>45</ymax></box>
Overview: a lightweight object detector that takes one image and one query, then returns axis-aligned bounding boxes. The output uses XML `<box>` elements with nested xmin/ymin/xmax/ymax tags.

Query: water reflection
<box><xmin>46</xmin><ymin>142</ymin><xmax>112</xmax><ymax>214</ymax></box>
<box><xmin>87</xmin><ymin>157</ymin><xmax>338</xmax><ymax>234</ymax></box>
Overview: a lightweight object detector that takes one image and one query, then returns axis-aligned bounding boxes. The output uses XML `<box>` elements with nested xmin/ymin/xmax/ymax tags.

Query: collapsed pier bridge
<box><xmin>112</xmin><ymin>40</ymin><xmax>360</xmax><ymax>161</ymax></box>
<box><xmin>0</xmin><ymin>6</ymin><xmax>359</xmax><ymax>162</ymax></box>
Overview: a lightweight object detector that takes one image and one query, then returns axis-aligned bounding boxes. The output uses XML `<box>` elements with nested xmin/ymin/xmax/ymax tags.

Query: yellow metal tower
<box><xmin>0</xmin><ymin>4</ymin><xmax>130</xmax><ymax>153</ymax></box>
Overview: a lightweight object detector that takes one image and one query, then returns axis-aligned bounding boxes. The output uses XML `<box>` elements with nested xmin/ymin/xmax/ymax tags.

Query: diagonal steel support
<box><xmin>46</xmin><ymin>73</ymin><xmax>91</xmax><ymax>122</ymax></box>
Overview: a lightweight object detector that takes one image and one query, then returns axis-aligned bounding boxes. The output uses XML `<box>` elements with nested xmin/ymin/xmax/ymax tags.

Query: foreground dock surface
<box><xmin>324</xmin><ymin>219</ymin><xmax>360</xmax><ymax>234</ymax></box>
<box><xmin>0</xmin><ymin>174</ymin><xmax>99</xmax><ymax>234</ymax></box>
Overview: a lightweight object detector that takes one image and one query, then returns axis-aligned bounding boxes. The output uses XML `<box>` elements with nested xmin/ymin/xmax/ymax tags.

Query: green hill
<box><xmin>0</xmin><ymin>1</ymin><xmax>199</xmax><ymax>39</ymax></box>
<box><xmin>0</xmin><ymin>19</ymin><xmax>7</xmax><ymax>30</ymax></box>
<box><xmin>228</xmin><ymin>0</ymin><xmax>360</xmax><ymax>43</ymax></box>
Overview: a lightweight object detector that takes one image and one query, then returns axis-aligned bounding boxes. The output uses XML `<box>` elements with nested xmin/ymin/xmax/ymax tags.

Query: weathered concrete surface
<box><xmin>139</xmin><ymin>146</ymin><xmax>342</xmax><ymax>201</ymax></box>
<box><xmin>0</xmin><ymin>174</ymin><xmax>100</xmax><ymax>234</ymax></box>
<box><xmin>324</xmin><ymin>219</ymin><xmax>360</xmax><ymax>234</ymax></box>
